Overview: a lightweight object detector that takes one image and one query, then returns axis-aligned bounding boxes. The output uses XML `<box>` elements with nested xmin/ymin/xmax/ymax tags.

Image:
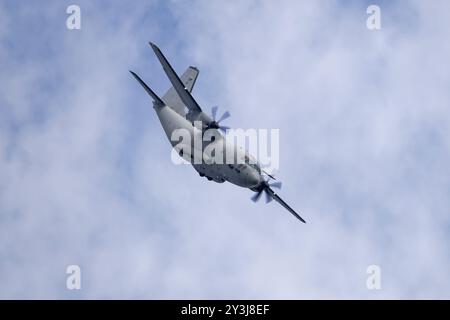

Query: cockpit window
<box><xmin>239</xmin><ymin>153</ymin><xmax>261</xmax><ymax>173</ymax></box>
<box><xmin>249</xmin><ymin>162</ymin><xmax>261</xmax><ymax>173</ymax></box>
<box><xmin>243</xmin><ymin>154</ymin><xmax>261</xmax><ymax>173</ymax></box>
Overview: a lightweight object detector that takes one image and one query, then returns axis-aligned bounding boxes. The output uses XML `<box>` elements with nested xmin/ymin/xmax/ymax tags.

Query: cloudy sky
<box><xmin>1</xmin><ymin>0</ymin><xmax>450</xmax><ymax>299</ymax></box>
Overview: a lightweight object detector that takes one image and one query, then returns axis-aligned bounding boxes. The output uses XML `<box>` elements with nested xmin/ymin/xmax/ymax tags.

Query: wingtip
<box><xmin>295</xmin><ymin>213</ymin><xmax>306</xmax><ymax>224</ymax></box>
<box><xmin>129</xmin><ymin>70</ymin><xmax>140</xmax><ymax>80</ymax></box>
<box><xmin>149</xmin><ymin>41</ymin><xmax>159</xmax><ymax>51</ymax></box>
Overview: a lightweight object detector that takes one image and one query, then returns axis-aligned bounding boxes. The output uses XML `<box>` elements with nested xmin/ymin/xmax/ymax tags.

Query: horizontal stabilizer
<box><xmin>129</xmin><ymin>70</ymin><xmax>164</xmax><ymax>106</ymax></box>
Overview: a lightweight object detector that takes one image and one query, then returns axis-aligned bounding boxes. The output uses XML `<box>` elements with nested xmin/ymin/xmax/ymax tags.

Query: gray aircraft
<box><xmin>130</xmin><ymin>42</ymin><xmax>305</xmax><ymax>223</ymax></box>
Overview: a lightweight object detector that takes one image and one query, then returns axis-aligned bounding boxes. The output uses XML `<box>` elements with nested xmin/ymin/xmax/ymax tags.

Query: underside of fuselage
<box><xmin>154</xmin><ymin>104</ymin><xmax>261</xmax><ymax>188</ymax></box>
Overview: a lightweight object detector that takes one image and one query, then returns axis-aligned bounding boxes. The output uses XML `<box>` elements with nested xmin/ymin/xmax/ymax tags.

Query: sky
<box><xmin>1</xmin><ymin>0</ymin><xmax>450</xmax><ymax>299</ymax></box>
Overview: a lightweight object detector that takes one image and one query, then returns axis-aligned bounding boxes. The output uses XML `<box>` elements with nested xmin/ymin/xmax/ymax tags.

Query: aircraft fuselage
<box><xmin>155</xmin><ymin>105</ymin><xmax>262</xmax><ymax>189</ymax></box>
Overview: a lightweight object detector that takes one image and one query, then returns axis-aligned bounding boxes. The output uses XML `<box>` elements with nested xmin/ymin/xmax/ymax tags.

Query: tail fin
<box><xmin>129</xmin><ymin>70</ymin><xmax>164</xmax><ymax>107</ymax></box>
<box><xmin>162</xmin><ymin>66</ymin><xmax>199</xmax><ymax>116</ymax></box>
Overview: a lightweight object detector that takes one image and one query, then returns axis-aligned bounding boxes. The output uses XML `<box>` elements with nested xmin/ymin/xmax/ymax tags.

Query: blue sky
<box><xmin>1</xmin><ymin>0</ymin><xmax>450</xmax><ymax>299</ymax></box>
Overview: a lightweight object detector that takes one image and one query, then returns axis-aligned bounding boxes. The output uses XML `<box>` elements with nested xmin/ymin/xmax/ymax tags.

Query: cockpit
<box><xmin>244</xmin><ymin>154</ymin><xmax>261</xmax><ymax>174</ymax></box>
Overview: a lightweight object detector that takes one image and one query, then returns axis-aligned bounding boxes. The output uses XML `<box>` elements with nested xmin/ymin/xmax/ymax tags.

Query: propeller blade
<box><xmin>264</xmin><ymin>189</ymin><xmax>273</xmax><ymax>203</ymax></box>
<box><xmin>219</xmin><ymin>126</ymin><xmax>230</xmax><ymax>134</ymax></box>
<box><xmin>211</xmin><ymin>106</ymin><xmax>218</xmax><ymax>120</ymax></box>
<box><xmin>251</xmin><ymin>190</ymin><xmax>263</xmax><ymax>202</ymax></box>
<box><xmin>269</xmin><ymin>181</ymin><xmax>282</xmax><ymax>189</ymax></box>
<box><xmin>217</xmin><ymin>110</ymin><xmax>230</xmax><ymax>123</ymax></box>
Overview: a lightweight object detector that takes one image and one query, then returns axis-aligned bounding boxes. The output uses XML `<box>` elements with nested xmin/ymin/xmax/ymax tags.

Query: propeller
<box><xmin>251</xmin><ymin>179</ymin><xmax>282</xmax><ymax>203</ymax></box>
<box><xmin>207</xmin><ymin>106</ymin><xmax>231</xmax><ymax>133</ymax></box>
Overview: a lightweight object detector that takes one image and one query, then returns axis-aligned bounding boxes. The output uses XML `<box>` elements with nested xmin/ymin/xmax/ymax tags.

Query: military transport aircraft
<box><xmin>130</xmin><ymin>42</ymin><xmax>305</xmax><ymax>223</ymax></box>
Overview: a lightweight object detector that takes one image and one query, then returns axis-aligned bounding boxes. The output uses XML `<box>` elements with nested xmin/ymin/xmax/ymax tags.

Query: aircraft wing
<box><xmin>150</xmin><ymin>42</ymin><xmax>202</xmax><ymax>113</ymax></box>
<box><xmin>162</xmin><ymin>66</ymin><xmax>199</xmax><ymax>116</ymax></box>
<box><xmin>266</xmin><ymin>188</ymin><xmax>306</xmax><ymax>223</ymax></box>
<box><xmin>129</xmin><ymin>70</ymin><xmax>165</xmax><ymax>107</ymax></box>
